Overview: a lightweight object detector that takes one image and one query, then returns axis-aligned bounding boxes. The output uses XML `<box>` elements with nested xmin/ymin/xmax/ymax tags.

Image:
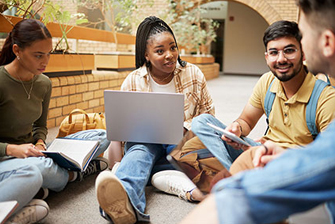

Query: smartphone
<box><xmin>207</xmin><ymin>122</ymin><xmax>250</xmax><ymax>146</ymax></box>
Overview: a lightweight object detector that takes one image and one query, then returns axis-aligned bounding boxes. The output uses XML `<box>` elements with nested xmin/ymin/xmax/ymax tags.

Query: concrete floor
<box><xmin>42</xmin><ymin>74</ymin><xmax>330</xmax><ymax>224</ymax></box>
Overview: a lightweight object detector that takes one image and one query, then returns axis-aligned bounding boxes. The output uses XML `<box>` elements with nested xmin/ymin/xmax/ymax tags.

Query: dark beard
<box><xmin>271</xmin><ymin>56</ymin><xmax>304</xmax><ymax>82</ymax></box>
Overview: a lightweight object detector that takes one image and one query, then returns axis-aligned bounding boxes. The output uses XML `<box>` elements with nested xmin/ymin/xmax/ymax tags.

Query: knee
<box><xmin>192</xmin><ymin>114</ymin><xmax>214</xmax><ymax>131</ymax></box>
<box><xmin>99</xmin><ymin>135</ymin><xmax>110</xmax><ymax>149</ymax></box>
<box><xmin>85</xmin><ymin>129</ymin><xmax>106</xmax><ymax>138</ymax></box>
<box><xmin>22</xmin><ymin>165</ymin><xmax>43</xmax><ymax>188</ymax></box>
<box><xmin>125</xmin><ymin>143</ymin><xmax>161</xmax><ymax>158</ymax></box>
<box><xmin>94</xmin><ymin>129</ymin><xmax>107</xmax><ymax>137</ymax></box>
<box><xmin>66</xmin><ymin>129</ymin><xmax>107</xmax><ymax>139</ymax></box>
<box><xmin>229</xmin><ymin>149</ymin><xmax>255</xmax><ymax>175</ymax></box>
<box><xmin>32</xmin><ymin>157</ymin><xmax>61</xmax><ymax>176</ymax></box>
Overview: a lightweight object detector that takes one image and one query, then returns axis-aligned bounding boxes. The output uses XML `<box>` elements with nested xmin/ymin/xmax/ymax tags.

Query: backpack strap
<box><xmin>263</xmin><ymin>78</ymin><xmax>329</xmax><ymax>139</ymax></box>
<box><xmin>263</xmin><ymin>78</ymin><xmax>276</xmax><ymax>134</ymax></box>
<box><xmin>306</xmin><ymin>79</ymin><xmax>329</xmax><ymax>139</ymax></box>
<box><xmin>264</xmin><ymin>78</ymin><xmax>276</xmax><ymax>118</ymax></box>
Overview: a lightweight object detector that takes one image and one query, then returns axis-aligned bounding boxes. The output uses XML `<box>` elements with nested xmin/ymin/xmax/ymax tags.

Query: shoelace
<box><xmin>166</xmin><ymin>180</ymin><xmax>188</xmax><ymax>200</ymax></box>
<box><xmin>84</xmin><ymin>160</ymin><xmax>99</xmax><ymax>176</ymax></box>
<box><xmin>77</xmin><ymin>160</ymin><xmax>99</xmax><ymax>181</ymax></box>
<box><xmin>10</xmin><ymin>207</ymin><xmax>36</xmax><ymax>224</ymax></box>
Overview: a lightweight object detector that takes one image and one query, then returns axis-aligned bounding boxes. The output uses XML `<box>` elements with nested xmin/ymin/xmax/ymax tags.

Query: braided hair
<box><xmin>135</xmin><ymin>16</ymin><xmax>186</xmax><ymax>69</ymax></box>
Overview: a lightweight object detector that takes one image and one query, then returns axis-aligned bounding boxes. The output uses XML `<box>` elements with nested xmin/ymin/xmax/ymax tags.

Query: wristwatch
<box><xmin>35</xmin><ymin>142</ymin><xmax>47</xmax><ymax>150</ymax></box>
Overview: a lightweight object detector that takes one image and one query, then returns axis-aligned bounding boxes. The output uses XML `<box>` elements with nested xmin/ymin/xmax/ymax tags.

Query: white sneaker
<box><xmin>151</xmin><ymin>170</ymin><xmax>196</xmax><ymax>201</ymax></box>
<box><xmin>7</xmin><ymin>199</ymin><xmax>49</xmax><ymax>224</ymax></box>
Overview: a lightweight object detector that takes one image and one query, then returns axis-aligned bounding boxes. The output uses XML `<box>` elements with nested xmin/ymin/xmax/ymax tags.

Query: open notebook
<box><xmin>43</xmin><ymin>138</ymin><xmax>100</xmax><ymax>171</ymax></box>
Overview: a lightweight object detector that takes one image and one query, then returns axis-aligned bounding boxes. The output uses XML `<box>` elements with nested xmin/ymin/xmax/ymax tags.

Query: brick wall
<box><xmin>135</xmin><ymin>0</ymin><xmax>298</xmax><ymax>25</ymax></box>
<box><xmin>47</xmin><ymin>63</ymin><xmax>219</xmax><ymax>128</ymax></box>
<box><xmin>265</xmin><ymin>0</ymin><xmax>298</xmax><ymax>21</ymax></box>
<box><xmin>52</xmin><ymin>38</ymin><xmax>134</xmax><ymax>53</ymax></box>
<box><xmin>47</xmin><ymin>70</ymin><xmax>128</xmax><ymax>128</ymax></box>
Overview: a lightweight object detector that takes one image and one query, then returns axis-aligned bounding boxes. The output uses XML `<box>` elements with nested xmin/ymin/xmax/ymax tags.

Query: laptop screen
<box><xmin>104</xmin><ymin>90</ymin><xmax>184</xmax><ymax>144</ymax></box>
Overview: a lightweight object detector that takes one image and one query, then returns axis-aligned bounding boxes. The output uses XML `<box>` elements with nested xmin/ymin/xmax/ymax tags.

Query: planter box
<box><xmin>95</xmin><ymin>53</ymin><xmax>135</xmax><ymax>71</ymax></box>
<box><xmin>181</xmin><ymin>55</ymin><xmax>215</xmax><ymax>64</ymax></box>
<box><xmin>45</xmin><ymin>54</ymin><xmax>94</xmax><ymax>76</ymax></box>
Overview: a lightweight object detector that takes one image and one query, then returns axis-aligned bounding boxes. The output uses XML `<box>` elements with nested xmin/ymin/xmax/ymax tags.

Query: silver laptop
<box><xmin>104</xmin><ymin>90</ymin><xmax>184</xmax><ymax>144</ymax></box>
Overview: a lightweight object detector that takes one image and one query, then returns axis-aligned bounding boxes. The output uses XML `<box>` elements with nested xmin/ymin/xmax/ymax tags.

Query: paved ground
<box><xmin>42</xmin><ymin>74</ymin><xmax>330</xmax><ymax>224</ymax></box>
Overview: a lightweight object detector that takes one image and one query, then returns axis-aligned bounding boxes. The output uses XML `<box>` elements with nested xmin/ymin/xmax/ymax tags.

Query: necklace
<box><xmin>17</xmin><ymin>75</ymin><xmax>34</xmax><ymax>100</ymax></box>
<box><xmin>150</xmin><ymin>71</ymin><xmax>174</xmax><ymax>84</ymax></box>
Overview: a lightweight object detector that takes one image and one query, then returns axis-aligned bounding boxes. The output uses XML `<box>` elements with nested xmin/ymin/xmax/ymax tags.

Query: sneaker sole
<box><xmin>96</xmin><ymin>171</ymin><xmax>136</xmax><ymax>224</ymax></box>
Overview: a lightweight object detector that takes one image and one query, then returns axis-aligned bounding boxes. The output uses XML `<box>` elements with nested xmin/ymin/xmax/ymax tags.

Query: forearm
<box><xmin>233</xmin><ymin>118</ymin><xmax>252</xmax><ymax>137</ymax></box>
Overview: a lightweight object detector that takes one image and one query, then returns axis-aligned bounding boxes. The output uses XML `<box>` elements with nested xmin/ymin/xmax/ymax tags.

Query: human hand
<box><xmin>6</xmin><ymin>143</ymin><xmax>45</xmax><ymax>158</ymax></box>
<box><xmin>35</xmin><ymin>141</ymin><xmax>47</xmax><ymax>151</ymax></box>
<box><xmin>252</xmin><ymin>141</ymin><xmax>285</xmax><ymax>167</ymax></box>
<box><xmin>209</xmin><ymin>168</ymin><xmax>232</xmax><ymax>191</ymax></box>
<box><xmin>222</xmin><ymin>123</ymin><xmax>248</xmax><ymax>150</ymax></box>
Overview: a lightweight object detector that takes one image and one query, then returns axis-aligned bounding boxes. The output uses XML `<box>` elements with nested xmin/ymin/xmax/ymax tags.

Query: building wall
<box><xmin>47</xmin><ymin>63</ymin><xmax>219</xmax><ymax>128</ymax></box>
<box><xmin>224</xmin><ymin>1</ymin><xmax>269</xmax><ymax>75</ymax></box>
<box><xmin>232</xmin><ymin>0</ymin><xmax>298</xmax><ymax>23</ymax></box>
<box><xmin>0</xmin><ymin>0</ymin><xmax>298</xmax><ymax>55</ymax></box>
<box><xmin>52</xmin><ymin>39</ymin><xmax>134</xmax><ymax>54</ymax></box>
<box><xmin>136</xmin><ymin>0</ymin><xmax>298</xmax><ymax>25</ymax></box>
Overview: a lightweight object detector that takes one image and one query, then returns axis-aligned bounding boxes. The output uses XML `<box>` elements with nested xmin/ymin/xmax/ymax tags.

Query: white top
<box><xmin>149</xmin><ymin>74</ymin><xmax>176</xmax><ymax>93</ymax></box>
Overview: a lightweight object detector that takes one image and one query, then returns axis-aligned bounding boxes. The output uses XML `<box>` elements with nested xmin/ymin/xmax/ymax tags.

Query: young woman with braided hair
<box><xmin>96</xmin><ymin>16</ymin><xmax>214</xmax><ymax>223</ymax></box>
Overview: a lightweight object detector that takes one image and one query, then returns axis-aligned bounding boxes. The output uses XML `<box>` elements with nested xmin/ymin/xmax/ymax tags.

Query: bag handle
<box><xmin>68</xmin><ymin>109</ymin><xmax>90</xmax><ymax>124</ymax></box>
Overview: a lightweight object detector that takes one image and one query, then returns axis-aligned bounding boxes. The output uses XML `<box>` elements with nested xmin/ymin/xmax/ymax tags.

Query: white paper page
<box><xmin>47</xmin><ymin>139</ymin><xmax>98</xmax><ymax>166</ymax></box>
<box><xmin>0</xmin><ymin>201</ymin><xmax>18</xmax><ymax>224</ymax></box>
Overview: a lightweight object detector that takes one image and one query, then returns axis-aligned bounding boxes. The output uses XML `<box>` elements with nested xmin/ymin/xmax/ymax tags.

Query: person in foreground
<box><xmin>180</xmin><ymin>0</ymin><xmax>335</xmax><ymax>223</ymax></box>
<box><xmin>153</xmin><ymin>19</ymin><xmax>335</xmax><ymax>201</ymax></box>
<box><xmin>95</xmin><ymin>16</ymin><xmax>214</xmax><ymax>223</ymax></box>
<box><xmin>0</xmin><ymin>19</ymin><xmax>109</xmax><ymax>224</ymax></box>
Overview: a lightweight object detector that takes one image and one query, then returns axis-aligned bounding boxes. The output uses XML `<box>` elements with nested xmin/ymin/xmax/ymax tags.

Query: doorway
<box><xmin>210</xmin><ymin>19</ymin><xmax>225</xmax><ymax>72</ymax></box>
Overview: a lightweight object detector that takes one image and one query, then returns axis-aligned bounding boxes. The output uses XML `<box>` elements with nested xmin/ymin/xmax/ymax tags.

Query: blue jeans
<box><xmin>0</xmin><ymin>129</ymin><xmax>109</xmax><ymax>214</ymax></box>
<box><xmin>115</xmin><ymin>142</ymin><xmax>171</xmax><ymax>221</ymax></box>
<box><xmin>0</xmin><ymin>164</ymin><xmax>43</xmax><ymax>215</ymax></box>
<box><xmin>213</xmin><ymin>121</ymin><xmax>335</xmax><ymax>224</ymax></box>
<box><xmin>192</xmin><ymin>114</ymin><xmax>260</xmax><ymax>169</ymax></box>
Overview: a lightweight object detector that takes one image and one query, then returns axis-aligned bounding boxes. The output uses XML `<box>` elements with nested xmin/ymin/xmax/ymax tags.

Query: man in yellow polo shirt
<box><xmin>189</xmin><ymin>20</ymin><xmax>335</xmax><ymax>170</ymax></box>
<box><xmin>151</xmin><ymin>20</ymin><xmax>335</xmax><ymax>202</ymax></box>
<box><xmin>181</xmin><ymin>1</ymin><xmax>335</xmax><ymax>222</ymax></box>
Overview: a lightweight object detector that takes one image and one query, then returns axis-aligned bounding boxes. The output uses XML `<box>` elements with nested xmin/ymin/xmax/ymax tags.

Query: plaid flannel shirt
<box><xmin>121</xmin><ymin>62</ymin><xmax>215</xmax><ymax>130</ymax></box>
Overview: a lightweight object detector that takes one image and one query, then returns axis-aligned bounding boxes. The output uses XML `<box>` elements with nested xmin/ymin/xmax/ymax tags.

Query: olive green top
<box><xmin>0</xmin><ymin>66</ymin><xmax>52</xmax><ymax>157</ymax></box>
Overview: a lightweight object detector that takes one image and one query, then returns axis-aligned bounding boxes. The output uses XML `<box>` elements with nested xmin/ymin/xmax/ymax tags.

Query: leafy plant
<box><xmin>77</xmin><ymin>0</ymin><xmax>153</xmax><ymax>47</ymax></box>
<box><xmin>162</xmin><ymin>0</ymin><xmax>219</xmax><ymax>54</ymax></box>
<box><xmin>52</xmin><ymin>10</ymin><xmax>88</xmax><ymax>53</ymax></box>
<box><xmin>0</xmin><ymin>0</ymin><xmax>88</xmax><ymax>52</ymax></box>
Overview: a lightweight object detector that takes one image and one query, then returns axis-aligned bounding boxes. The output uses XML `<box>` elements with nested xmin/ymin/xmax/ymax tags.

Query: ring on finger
<box><xmin>262</xmin><ymin>144</ymin><xmax>268</xmax><ymax>154</ymax></box>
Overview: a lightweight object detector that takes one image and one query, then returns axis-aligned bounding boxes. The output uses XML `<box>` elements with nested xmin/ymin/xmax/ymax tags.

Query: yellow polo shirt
<box><xmin>249</xmin><ymin>71</ymin><xmax>335</xmax><ymax>149</ymax></box>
